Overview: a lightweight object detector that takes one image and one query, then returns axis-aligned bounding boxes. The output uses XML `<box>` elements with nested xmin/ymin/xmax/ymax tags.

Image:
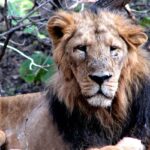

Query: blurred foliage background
<box><xmin>0</xmin><ymin>0</ymin><xmax>149</xmax><ymax>96</ymax></box>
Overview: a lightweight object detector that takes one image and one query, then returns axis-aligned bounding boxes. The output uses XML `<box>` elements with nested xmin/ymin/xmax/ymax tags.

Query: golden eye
<box><xmin>110</xmin><ymin>46</ymin><xmax>118</xmax><ymax>51</ymax></box>
<box><xmin>74</xmin><ymin>45</ymin><xmax>87</xmax><ymax>52</ymax></box>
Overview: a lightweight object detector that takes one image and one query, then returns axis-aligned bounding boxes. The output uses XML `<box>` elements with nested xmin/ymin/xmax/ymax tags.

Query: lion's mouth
<box><xmin>85</xmin><ymin>90</ymin><xmax>113</xmax><ymax>107</ymax></box>
<box><xmin>98</xmin><ymin>89</ymin><xmax>113</xmax><ymax>99</ymax></box>
<box><xmin>81</xmin><ymin>81</ymin><xmax>118</xmax><ymax>107</ymax></box>
<box><xmin>83</xmin><ymin>85</ymin><xmax>115</xmax><ymax>107</ymax></box>
<box><xmin>85</xmin><ymin>88</ymin><xmax>112</xmax><ymax>99</ymax></box>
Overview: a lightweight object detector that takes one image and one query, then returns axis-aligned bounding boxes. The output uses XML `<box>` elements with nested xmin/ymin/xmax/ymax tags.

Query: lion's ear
<box><xmin>115</xmin><ymin>15</ymin><xmax>148</xmax><ymax>50</ymax></box>
<box><xmin>125</xmin><ymin>31</ymin><xmax>148</xmax><ymax>49</ymax></box>
<box><xmin>118</xmin><ymin>23</ymin><xmax>148</xmax><ymax>50</ymax></box>
<box><xmin>47</xmin><ymin>11</ymin><xmax>75</xmax><ymax>46</ymax></box>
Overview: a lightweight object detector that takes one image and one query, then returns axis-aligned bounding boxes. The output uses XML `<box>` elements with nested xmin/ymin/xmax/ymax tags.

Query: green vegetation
<box><xmin>19</xmin><ymin>51</ymin><xmax>55</xmax><ymax>83</ymax></box>
<box><xmin>6</xmin><ymin>0</ymin><xmax>55</xmax><ymax>83</ymax></box>
<box><xmin>139</xmin><ymin>17</ymin><xmax>150</xmax><ymax>28</ymax></box>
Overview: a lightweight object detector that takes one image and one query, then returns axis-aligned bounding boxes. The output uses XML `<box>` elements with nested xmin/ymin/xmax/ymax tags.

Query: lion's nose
<box><xmin>89</xmin><ymin>74</ymin><xmax>112</xmax><ymax>85</ymax></box>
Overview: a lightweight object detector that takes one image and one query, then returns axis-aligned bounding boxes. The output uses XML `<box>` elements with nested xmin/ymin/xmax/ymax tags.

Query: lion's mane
<box><xmin>47</xmin><ymin>9</ymin><xmax>150</xmax><ymax>123</ymax></box>
<box><xmin>46</xmin><ymin>9</ymin><xmax>150</xmax><ymax>149</ymax></box>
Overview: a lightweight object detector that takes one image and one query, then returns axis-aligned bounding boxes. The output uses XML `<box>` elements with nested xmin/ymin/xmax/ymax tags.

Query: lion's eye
<box><xmin>74</xmin><ymin>45</ymin><xmax>87</xmax><ymax>52</ymax></box>
<box><xmin>110</xmin><ymin>46</ymin><xmax>118</xmax><ymax>51</ymax></box>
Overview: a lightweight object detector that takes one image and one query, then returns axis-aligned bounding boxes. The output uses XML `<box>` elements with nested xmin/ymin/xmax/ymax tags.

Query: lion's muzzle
<box><xmin>84</xmin><ymin>72</ymin><xmax>119</xmax><ymax>107</ymax></box>
<box><xmin>88</xmin><ymin>72</ymin><xmax>113</xmax><ymax>98</ymax></box>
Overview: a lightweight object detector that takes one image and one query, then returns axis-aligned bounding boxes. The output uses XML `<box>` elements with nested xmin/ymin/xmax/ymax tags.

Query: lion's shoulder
<box><xmin>0</xmin><ymin>92</ymin><xmax>70</xmax><ymax>149</ymax></box>
<box><xmin>0</xmin><ymin>92</ymin><xmax>43</xmax><ymax>128</ymax></box>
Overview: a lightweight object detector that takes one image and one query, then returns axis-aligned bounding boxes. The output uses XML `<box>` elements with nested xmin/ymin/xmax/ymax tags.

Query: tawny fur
<box><xmin>0</xmin><ymin>93</ymin><xmax>69</xmax><ymax>149</ymax></box>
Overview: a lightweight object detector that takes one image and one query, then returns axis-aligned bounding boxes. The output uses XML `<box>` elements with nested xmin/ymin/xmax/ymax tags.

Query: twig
<box><xmin>64</xmin><ymin>0</ymin><xmax>85</xmax><ymax>10</ymax></box>
<box><xmin>131</xmin><ymin>9</ymin><xmax>150</xmax><ymax>14</ymax></box>
<box><xmin>0</xmin><ymin>0</ymin><xmax>52</xmax><ymax>61</ymax></box>
<box><xmin>28</xmin><ymin>18</ymin><xmax>46</xmax><ymax>25</ymax></box>
<box><xmin>0</xmin><ymin>32</ymin><xmax>13</xmax><ymax>61</ymax></box>
<box><xmin>34</xmin><ymin>53</ymin><xmax>51</xmax><ymax>76</ymax></box>
<box><xmin>0</xmin><ymin>42</ymin><xmax>49</xmax><ymax>71</ymax></box>
<box><xmin>0</xmin><ymin>0</ymin><xmax>10</xmax><ymax>61</ymax></box>
<box><xmin>0</xmin><ymin>23</ymin><xmax>31</xmax><ymax>37</ymax></box>
<box><xmin>132</xmin><ymin>4</ymin><xmax>150</xmax><ymax>7</ymax></box>
<box><xmin>49</xmin><ymin>0</ymin><xmax>60</xmax><ymax>9</ymax></box>
<box><xmin>41</xmin><ymin>6</ymin><xmax>53</xmax><ymax>13</ymax></box>
<box><xmin>3</xmin><ymin>0</ymin><xmax>9</xmax><ymax>30</ymax></box>
<box><xmin>1</xmin><ymin>36</ymin><xmax>26</xmax><ymax>46</ymax></box>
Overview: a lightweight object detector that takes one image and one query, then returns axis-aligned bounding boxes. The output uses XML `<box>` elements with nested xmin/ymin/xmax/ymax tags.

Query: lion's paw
<box><xmin>117</xmin><ymin>137</ymin><xmax>145</xmax><ymax>150</ymax></box>
<box><xmin>87</xmin><ymin>137</ymin><xmax>145</xmax><ymax>150</ymax></box>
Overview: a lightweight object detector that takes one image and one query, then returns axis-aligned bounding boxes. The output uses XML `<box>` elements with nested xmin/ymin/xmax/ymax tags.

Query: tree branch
<box><xmin>3</xmin><ymin>0</ymin><xmax>9</xmax><ymax>30</ymax></box>
<box><xmin>0</xmin><ymin>42</ymin><xmax>49</xmax><ymax>71</ymax></box>
<box><xmin>0</xmin><ymin>0</ymin><xmax>52</xmax><ymax>61</ymax></box>
<box><xmin>0</xmin><ymin>23</ymin><xmax>31</xmax><ymax>37</ymax></box>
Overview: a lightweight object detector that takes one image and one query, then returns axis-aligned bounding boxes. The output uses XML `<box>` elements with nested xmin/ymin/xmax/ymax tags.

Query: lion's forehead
<box><xmin>72</xmin><ymin>11</ymin><xmax>121</xmax><ymax>46</ymax></box>
<box><xmin>74</xmin><ymin>11</ymin><xmax>116</xmax><ymax>33</ymax></box>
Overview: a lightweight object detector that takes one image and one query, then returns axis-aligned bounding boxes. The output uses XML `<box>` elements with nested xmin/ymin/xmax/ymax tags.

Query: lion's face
<box><xmin>66</xmin><ymin>22</ymin><xmax>128</xmax><ymax>107</ymax></box>
<box><xmin>48</xmin><ymin>10</ymin><xmax>147</xmax><ymax>108</ymax></box>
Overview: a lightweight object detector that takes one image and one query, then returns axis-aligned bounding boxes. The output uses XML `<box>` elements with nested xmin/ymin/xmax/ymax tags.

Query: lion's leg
<box><xmin>88</xmin><ymin>137</ymin><xmax>145</xmax><ymax>150</ymax></box>
<box><xmin>0</xmin><ymin>130</ymin><xmax>6</xmax><ymax>146</ymax></box>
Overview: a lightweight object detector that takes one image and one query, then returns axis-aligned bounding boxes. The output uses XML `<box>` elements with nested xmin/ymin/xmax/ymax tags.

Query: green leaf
<box><xmin>19</xmin><ymin>60</ymin><xmax>36</xmax><ymax>83</ymax></box>
<box><xmin>74</xmin><ymin>4</ymin><xmax>84</xmax><ymax>12</ymax></box>
<box><xmin>37</xmin><ymin>32</ymin><xmax>47</xmax><ymax>39</ymax></box>
<box><xmin>41</xmin><ymin>59</ymin><xmax>56</xmax><ymax>82</ymax></box>
<box><xmin>8</xmin><ymin>0</ymin><xmax>34</xmax><ymax>17</ymax></box>
<box><xmin>19</xmin><ymin>51</ymin><xmax>56</xmax><ymax>83</ymax></box>
<box><xmin>23</xmin><ymin>25</ymin><xmax>37</xmax><ymax>34</ymax></box>
<box><xmin>139</xmin><ymin>17</ymin><xmax>150</xmax><ymax>28</ymax></box>
<box><xmin>23</xmin><ymin>25</ymin><xmax>47</xmax><ymax>39</ymax></box>
<box><xmin>11</xmin><ymin>20</ymin><xmax>18</xmax><ymax>26</ymax></box>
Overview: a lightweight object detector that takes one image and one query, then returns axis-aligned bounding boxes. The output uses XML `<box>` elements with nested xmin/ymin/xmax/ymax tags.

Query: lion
<box><xmin>0</xmin><ymin>9</ymin><xmax>150</xmax><ymax>150</ymax></box>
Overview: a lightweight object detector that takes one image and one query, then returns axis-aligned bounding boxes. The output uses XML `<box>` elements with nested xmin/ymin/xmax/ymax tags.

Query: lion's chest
<box><xmin>50</xmin><ymin>98</ymin><xmax>120</xmax><ymax>149</ymax></box>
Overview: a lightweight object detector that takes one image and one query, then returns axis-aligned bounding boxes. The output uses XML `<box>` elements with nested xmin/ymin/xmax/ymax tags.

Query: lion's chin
<box><xmin>87</xmin><ymin>94</ymin><xmax>113</xmax><ymax>108</ymax></box>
